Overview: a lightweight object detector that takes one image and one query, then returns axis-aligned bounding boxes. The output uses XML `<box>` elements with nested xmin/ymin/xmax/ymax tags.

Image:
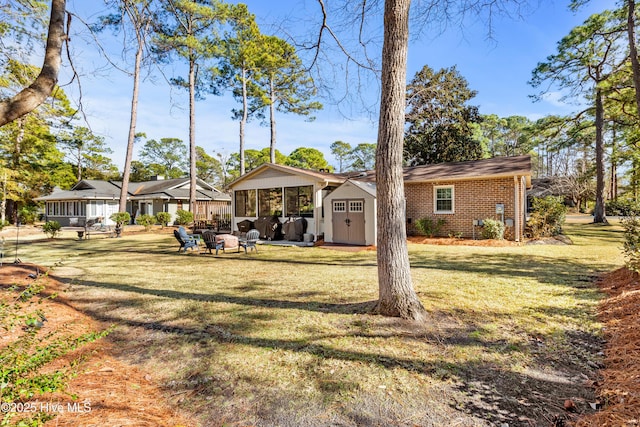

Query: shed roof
<box><xmin>348</xmin><ymin>179</ymin><xmax>377</xmax><ymax>197</ymax></box>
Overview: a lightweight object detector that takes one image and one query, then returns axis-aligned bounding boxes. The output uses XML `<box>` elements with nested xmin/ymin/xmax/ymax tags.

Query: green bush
<box><xmin>136</xmin><ymin>214</ymin><xmax>156</xmax><ymax>231</ymax></box>
<box><xmin>1</xmin><ymin>275</ymin><xmax>109</xmax><ymax>426</ymax></box>
<box><xmin>526</xmin><ymin>196</ymin><xmax>567</xmax><ymax>239</ymax></box>
<box><xmin>606</xmin><ymin>199</ymin><xmax>640</xmax><ymax>216</ymax></box>
<box><xmin>174</xmin><ymin>209</ymin><xmax>194</xmax><ymax>225</ymax></box>
<box><xmin>109</xmin><ymin>211</ymin><xmax>131</xmax><ymax>227</ymax></box>
<box><xmin>0</xmin><ymin>219</ymin><xmax>9</xmax><ymax>230</ymax></box>
<box><xmin>414</xmin><ymin>216</ymin><xmax>447</xmax><ymax>237</ymax></box>
<box><xmin>155</xmin><ymin>212</ymin><xmax>171</xmax><ymax>228</ymax></box>
<box><xmin>481</xmin><ymin>218</ymin><xmax>505</xmax><ymax>240</ymax></box>
<box><xmin>42</xmin><ymin>221</ymin><xmax>61</xmax><ymax>239</ymax></box>
<box><xmin>622</xmin><ymin>216</ymin><xmax>640</xmax><ymax>273</ymax></box>
<box><xmin>18</xmin><ymin>206</ymin><xmax>38</xmax><ymax>225</ymax></box>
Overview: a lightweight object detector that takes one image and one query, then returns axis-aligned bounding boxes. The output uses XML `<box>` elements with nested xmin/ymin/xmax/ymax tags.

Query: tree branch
<box><xmin>0</xmin><ymin>0</ymin><xmax>66</xmax><ymax>127</ymax></box>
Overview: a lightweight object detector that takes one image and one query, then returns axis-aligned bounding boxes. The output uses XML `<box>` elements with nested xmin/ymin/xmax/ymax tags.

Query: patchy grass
<box><xmin>13</xmin><ymin>220</ymin><xmax>624</xmax><ymax>426</ymax></box>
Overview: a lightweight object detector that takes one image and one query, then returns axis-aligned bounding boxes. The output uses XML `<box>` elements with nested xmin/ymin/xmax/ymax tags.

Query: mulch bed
<box><xmin>317</xmin><ymin>236</ymin><xmax>520</xmax><ymax>252</ymax></box>
<box><xmin>575</xmin><ymin>267</ymin><xmax>640</xmax><ymax>426</ymax></box>
<box><xmin>0</xmin><ymin>263</ymin><xmax>195</xmax><ymax>427</ymax></box>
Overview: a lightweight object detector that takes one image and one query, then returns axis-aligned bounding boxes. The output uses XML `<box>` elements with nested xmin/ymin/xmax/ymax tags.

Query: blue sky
<box><xmin>62</xmin><ymin>0</ymin><xmax>617</xmax><ymax>171</ymax></box>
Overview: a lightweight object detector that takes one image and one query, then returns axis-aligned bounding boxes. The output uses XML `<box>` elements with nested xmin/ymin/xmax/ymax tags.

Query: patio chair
<box><xmin>201</xmin><ymin>230</ymin><xmax>224</xmax><ymax>255</ymax></box>
<box><xmin>174</xmin><ymin>226</ymin><xmax>200</xmax><ymax>253</ymax></box>
<box><xmin>240</xmin><ymin>229</ymin><xmax>260</xmax><ymax>253</ymax></box>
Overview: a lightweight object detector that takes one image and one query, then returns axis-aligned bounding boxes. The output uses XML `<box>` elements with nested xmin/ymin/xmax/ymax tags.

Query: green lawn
<box><xmin>15</xmin><ymin>221</ymin><xmax>624</xmax><ymax>426</ymax></box>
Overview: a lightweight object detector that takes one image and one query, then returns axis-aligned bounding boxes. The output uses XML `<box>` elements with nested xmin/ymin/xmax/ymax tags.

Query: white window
<box><xmin>434</xmin><ymin>185</ymin><xmax>454</xmax><ymax>214</ymax></box>
<box><xmin>349</xmin><ymin>200</ymin><xmax>363</xmax><ymax>212</ymax></box>
<box><xmin>333</xmin><ymin>201</ymin><xmax>346</xmax><ymax>212</ymax></box>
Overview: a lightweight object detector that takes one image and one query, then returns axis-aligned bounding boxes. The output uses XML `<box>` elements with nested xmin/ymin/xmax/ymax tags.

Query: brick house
<box><xmin>228</xmin><ymin>155</ymin><xmax>531</xmax><ymax>244</ymax></box>
<box><xmin>325</xmin><ymin>155</ymin><xmax>531</xmax><ymax>244</ymax></box>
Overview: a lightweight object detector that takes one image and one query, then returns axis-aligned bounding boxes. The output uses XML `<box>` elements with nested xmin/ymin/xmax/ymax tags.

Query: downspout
<box><xmin>522</xmin><ymin>176</ymin><xmax>527</xmax><ymax>239</ymax></box>
<box><xmin>317</xmin><ymin>180</ymin><xmax>330</xmax><ymax>239</ymax></box>
<box><xmin>514</xmin><ymin>176</ymin><xmax>520</xmax><ymax>242</ymax></box>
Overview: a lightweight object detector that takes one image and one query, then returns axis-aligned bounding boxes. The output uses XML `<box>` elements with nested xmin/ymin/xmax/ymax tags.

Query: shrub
<box><xmin>414</xmin><ymin>216</ymin><xmax>446</xmax><ymax>237</ymax></box>
<box><xmin>1</xmin><ymin>274</ymin><xmax>109</xmax><ymax>426</ymax></box>
<box><xmin>136</xmin><ymin>214</ymin><xmax>156</xmax><ymax>231</ymax></box>
<box><xmin>481</xmin><ymin>218</ymin><xmax>505</xmax><ymax>240</ymax></box>
<box><xmin>18</xmin><ymin>206</ymin><xmax>38</xmax><ymax>224</ymax></box>
<box><xmin>42</xmin><ymin>221</ymin><xmax>61</xmax><ymax>239</ymax></box>
<box><xmin>622</xmin><ymin>216</ymin><xmax>640</xmax><ymax>273</ymax></box>
<box><xmin>155</xmin><ymin>212</ymin><xmax>171</xmax><ymax>228</ymax></box>
<box><xmin>109</xmin><ymin>211</ymin><xmax>131</xmax><ymax>227</ymax></box>
<box><xmin>526</xmin><ymin>196</ymin><xmax>567</xmax><ymax>239</ymax></box>
<box><xmin>606</xmin><ymin>199</ymin><xmax>640</xmax><ymax>216</ymax></box>
<box><xmin>0</xmin><ymin>219</ymin><xmax>9</xmax><ymax>230</ymax></box>
<box><xmin>174</xmin><ymin>209</ymin><xmax>194</xmax><ymax>225</ymax></box>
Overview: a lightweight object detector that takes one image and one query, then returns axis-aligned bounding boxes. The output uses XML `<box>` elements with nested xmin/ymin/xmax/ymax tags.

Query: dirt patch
<box><xmin>318</xmin><ymin>242</ymin><xmax>376</xmax><ymax>252</ymax></box>
<box><xmin>0</xmin><ymin>263</ymin><xmax>195</xmax><ymax>427</ymax></box>
<box><xmin>575</xmin><ymin>267</ymin><xmax>640</xmax><ymax>426</ymax></box>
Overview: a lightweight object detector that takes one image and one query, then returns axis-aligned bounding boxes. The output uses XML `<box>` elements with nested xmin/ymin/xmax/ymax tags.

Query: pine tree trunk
<box><xmin>188</xmin><ymin>55</ymin><xmax>197</xmax><ymax>213</ymax></box>
<box><xmin>375</xmin><ymin>0</ymin><xmax>426</xmax><ymax>322</ymax></box>
<box><xmin>120</xmin><ymin>16</ymin><xmax>145</xmax><ymax>213</ymax></box>
<box><xmin>0</xmin><ymin>0</ymin><xmax>66</xmax><ymax>126</ymax></box>
<box><xmin>627</xmin><ymin>0</ymin><xmax>640</xmax><ymax>116</ymax></box>
<box><xmin>609</xmin><ymin>125</ymin><xmax>617</xmax><ymax>201</ymax></box>
<box><xmin>270</xmin><ymin>77</ymin><xmax>276</xmax><ymax>164</ymax></box>
<box><xmin>240</xmin><ymin>67</ymin><xmax>247</xmax><ymax>175</ymax></box>
<box><xmin>593</xmin><ymin>86</ymin><xmax>607</xmax><ymax>223</ymax></box>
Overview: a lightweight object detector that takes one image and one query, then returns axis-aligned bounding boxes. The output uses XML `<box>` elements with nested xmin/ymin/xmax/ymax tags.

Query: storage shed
<box><xmin>323</xmin><ymin>179</ymin><xmax>377</xmax><ymax>246</ymax></box>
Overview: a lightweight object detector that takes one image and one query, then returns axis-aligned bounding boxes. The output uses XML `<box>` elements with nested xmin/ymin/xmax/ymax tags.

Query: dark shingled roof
<box><xmin>356</xmin><ymin>155</ymin><xmax>531</xmax><ymax>185</ymax></box>
<box><xmin>36</xmin><ymin>177</ymin><xmax>230</xmax><ymax>202</ymax></box>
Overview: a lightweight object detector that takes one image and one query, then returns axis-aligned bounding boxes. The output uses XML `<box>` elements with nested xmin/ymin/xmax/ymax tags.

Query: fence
<box><xmin>194</xmin><ymin>200</ymin><xmax>232</xmax><ymax>232</ymax></box>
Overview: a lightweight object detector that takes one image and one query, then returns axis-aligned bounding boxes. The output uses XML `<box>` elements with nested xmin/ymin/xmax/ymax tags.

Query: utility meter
<box><xmin>495</xmin><ymin>203</ymin><xmax>504</xmax><ymax>214</ymax></box>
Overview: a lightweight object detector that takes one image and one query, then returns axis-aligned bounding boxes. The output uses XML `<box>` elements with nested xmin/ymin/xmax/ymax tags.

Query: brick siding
<box><xmin>405</xmin><ymin>177</ymin><xmax>523</xmax><ymax>241</ymax></box>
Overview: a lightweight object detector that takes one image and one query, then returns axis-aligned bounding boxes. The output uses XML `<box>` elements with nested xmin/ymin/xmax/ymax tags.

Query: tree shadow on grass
<box><xmin>25</xmin><ymin>236</ymin><xmax>615</xmax><ymax>290</ymax></box>
<box><xmin>51</xmin><ymin>275</ymin><xmax>378</xmax><ymax>315</ymax></box>
<box><xmin>410</xmin><ymin>251</ymin><xmax>613</xmax><ymax>287</ymax></box>
<box><xmin>66</xmin><ymin>297</ymin><xmax>596</xmax><ymax>426</ymax></box>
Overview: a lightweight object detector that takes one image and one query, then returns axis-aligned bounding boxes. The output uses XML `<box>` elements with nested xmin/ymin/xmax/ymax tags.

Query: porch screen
<box><xmin>285</xmin><ymin>186</ymin><xmax>313</xmax><ymax>217</ymax></box>
<box><xmin>235</xmin><ymin>189</ymin><xmax>256</xmax><ymax>217</ymax></box>
<box><xmin>258</xmin><ymin>188</ymin><xmax>282</xmax><ymax>217</ymax></box>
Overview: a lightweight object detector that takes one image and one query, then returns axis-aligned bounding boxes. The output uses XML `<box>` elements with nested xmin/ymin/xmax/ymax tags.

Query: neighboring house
<box><xmin>229</xmin><ymin>155</ymin><xmax>531</xmax><ymax>244</ymax></box>
<box><xmin>36</xmin><ymin>177</ymin><xmax>231</xmax><ymax>227</ymax></box>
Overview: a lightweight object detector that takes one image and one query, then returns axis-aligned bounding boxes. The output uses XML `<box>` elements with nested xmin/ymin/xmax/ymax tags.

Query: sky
<box><xmin>60</xmin><ymin>0</ymin><xmax>618</xmax><ymax>171</ymax></box>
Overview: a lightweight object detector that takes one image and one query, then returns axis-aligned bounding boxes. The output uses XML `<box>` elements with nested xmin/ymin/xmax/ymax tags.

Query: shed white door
<box><xmin>332</xmin><ymin>199</ymin><xmax>366</xmax><ymax>245</ymax></box>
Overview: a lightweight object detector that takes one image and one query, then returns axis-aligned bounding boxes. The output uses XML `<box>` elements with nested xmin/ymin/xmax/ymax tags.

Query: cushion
<box><xmin>215</xmin><ymin>234</ymin><xmax>239</xmax><ymax>249</ymax></box>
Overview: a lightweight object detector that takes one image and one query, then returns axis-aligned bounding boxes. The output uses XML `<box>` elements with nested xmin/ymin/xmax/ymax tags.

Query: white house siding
<box><xmin>166</xmin><ymin>202</ymin><xmax>180</xmax><ymax>225</ymax></box>
<box><xmin>231</xmin><ymin>169</ymin><xmax>328</xmax><ymax>238</ymax></box>
<box><xmin>324</xmin><ymin>181</ymin><xmax>377</xmax><ymax>246</ymax></box>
